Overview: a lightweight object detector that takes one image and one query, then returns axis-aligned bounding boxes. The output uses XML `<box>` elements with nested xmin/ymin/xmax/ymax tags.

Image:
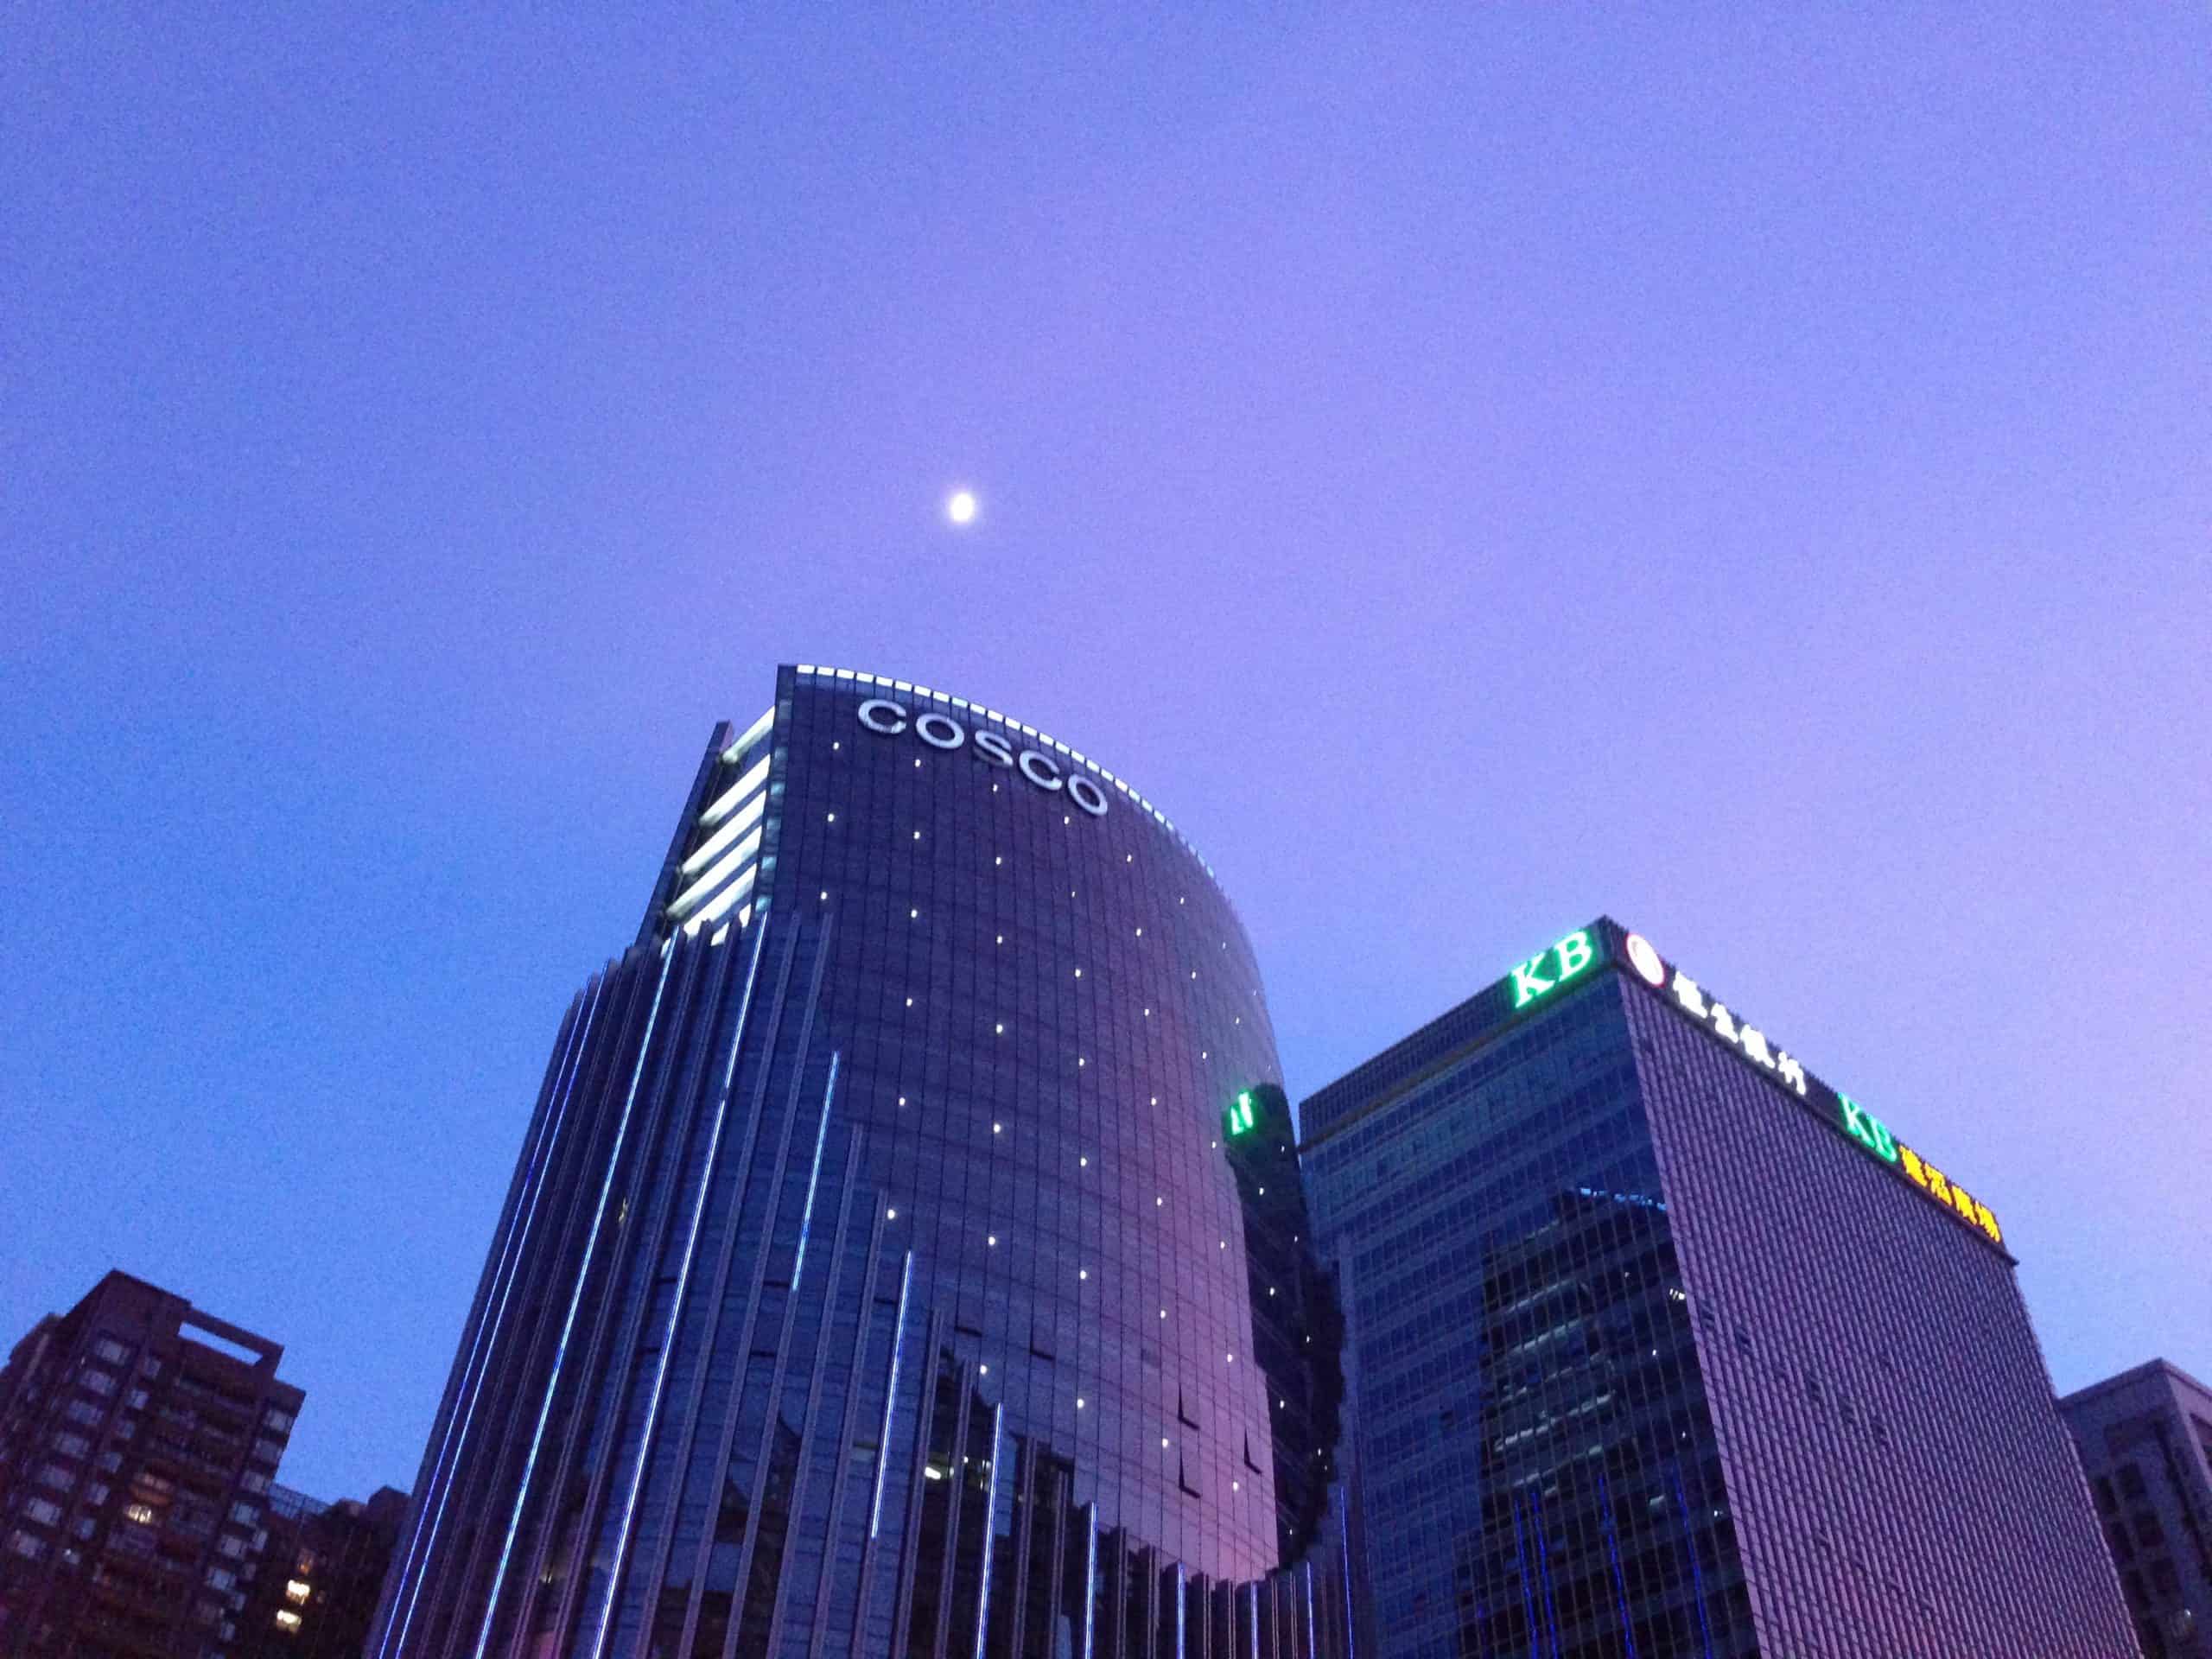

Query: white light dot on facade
<box><xmin>988</xmin><ymin>1235</ymin><xmax>997</xmax><ymax>1247</ymax></box>
<box><xmin>886</xmin><ymin>1207</ymin><xmax>897</xmax><ymax>1219</ymax></box>
<box><xmin>826</xmin><ymin>812</ymin><xmax>836</xmax><ymax>823</ymax></box>
<box><xmin>993</xmin><ymin>1122</ymin><xmax>1001</xmax><ymax>1135</ymax></box>
<box><xmin>945</xmin><ymin>488</ymin><xmax>978</xmax><ymax>525</ymax></box>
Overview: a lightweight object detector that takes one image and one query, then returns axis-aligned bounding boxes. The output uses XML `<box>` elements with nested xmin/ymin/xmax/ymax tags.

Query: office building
<box><xmin>370</xmin><ymin>665</ymin><xmax>1349</xmax><ymax>1658</ymax></box>
<box><xmin>234</xmin><ymin>1484</ymin><xmax>409</xmax><ymax>1659</ymax></box>
<box><xmin>1298</xmin><ymin>918</ymin><xmax>2134</xmax><ymax>1657</ymax></box>
<box><xmin>0</xmin><ymin>1271</ymin><xmax>302</xmax><ymax>1659</ymax></box>
<box><xmin>2061</xmin><ymin>1358</ymin><xmax>2212</xmax><ymax>1656</ymax></box>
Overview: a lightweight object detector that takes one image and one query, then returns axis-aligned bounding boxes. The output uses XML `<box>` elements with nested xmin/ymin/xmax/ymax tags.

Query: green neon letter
<box><xmin>1554</xmin><ymin>930</ymin><xmax>1593</xmax><ymax>982</ymax></box>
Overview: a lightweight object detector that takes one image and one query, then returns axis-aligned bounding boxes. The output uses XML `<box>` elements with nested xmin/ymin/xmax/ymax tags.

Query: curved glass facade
<box><xmin>367</xmin><ymin>666</ymin><xmax>1350</xmax><ymax>1658</ymax></box>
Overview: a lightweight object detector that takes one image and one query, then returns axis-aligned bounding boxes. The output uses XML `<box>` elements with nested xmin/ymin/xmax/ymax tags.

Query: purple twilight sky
<box><xmin>4</xmin><ymin>9</ymin><xmax>2207</xmax><ymax>1503</ymax></box>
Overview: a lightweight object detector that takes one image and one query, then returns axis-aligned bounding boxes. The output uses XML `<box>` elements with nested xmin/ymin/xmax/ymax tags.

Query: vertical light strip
<box><xmin>971</xmin><ymin>1402</ymin><xmax>1004</xmax><ymax>1659</ymax></box>
<box><xmin>1304</xmin><ymin>1560</ymin><xmax>1317</xmax><ymax>1659</ymax></box>
<box><xmin>868</xmin><ymin>1252</ymin><xmax>914</xmax><ymax>1539</ymax></box>
<box><xmin>378</xmin><ymin>982</ymin><xmax>603</xmax><ymax>1659</ymax></box>
<box><xmin>581</xmin><ymin>926</ymin><xmax>769</xmax><ymax>1659</ymax></box>
<box><xmin>1248</xmin><ymin>1583</ymin><xmax>1261</xmax><ymax>1659</ymax></box>
<box><xmin>787</xmin><ymin>1053</ymin><xmax>839</xmax><ymax>1293</ymax></box>
<box><xmin>1175</xmin><ymin>1562</ymin><xmax>1187</xmax><ymax>1659</ymax></box>
<box><xmin>1080</xmin><ymin>1503</ymin><xmax>1097</xmax><ymax>1659</ymax></box>
<box><xmin>470</xmin><ymin>944</ymin><xmax>677</xmax><ymax>1659</ymax></box>
<box><xmin>1336</xmin><ymin>1485</ymin><xmax>1357</xmax><ymax>1659</ymax></box>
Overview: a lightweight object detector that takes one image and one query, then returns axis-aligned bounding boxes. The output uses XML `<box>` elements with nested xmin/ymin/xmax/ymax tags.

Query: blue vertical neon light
<box><xmin>972</xmin><ymin>1402</ymin><xmax>1004</xmax><ymax>1659</ymax></box>
<box><xmin>469</xmin><ymin>942</ymin><xmax>677</xmax><ymax>1659</ymax></box>
<box><xmin>580</xmin><ymin>925</ymin><xmax>768</xmax><ymax>1659</ymax></box>
<box><xmin>868</xmin><ymin>1252</ymin><xmax>914</xmax><ymax>1539</ymax></box>
<box><xmin>788</xmin><ymin>1052</ymin><xmax>839</xmax><ymax>1293</ymax></box>
<box><xmin>377</xmin><ymin>979</ymin><xmax>603</xmax><ymax>1659</ymax></box>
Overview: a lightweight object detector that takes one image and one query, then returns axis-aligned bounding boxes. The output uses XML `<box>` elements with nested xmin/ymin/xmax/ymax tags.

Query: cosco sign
<box><xmin>857</xmin><ymin>699</ymin><xmax>1110</xmax><ymax>817</ymax></box>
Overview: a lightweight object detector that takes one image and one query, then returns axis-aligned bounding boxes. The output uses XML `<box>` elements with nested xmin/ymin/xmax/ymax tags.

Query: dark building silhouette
<box><xmin>2062</xmin><ymin>1359</ymin><xmax>2212</xmax><ymax>1656</ymax></box>
<box><xmin>0</xmin><ymin>1271</ymin><xmax>302</xmax><ymax>1659</ymax></box>
<box><xmin>369</xmin><ymin>665</ymin><xmax>1350</xmax><ymax>1658</ymax></box>
<box><xmin>1300</xmin><ymin>918</ymin><xmax>2136</xmax><ymax>1657</ymax></box>
<box><xmin>233</xmin><ymin>1484</ymin><xmax>409</xmax><ymax>1659</ymax></box>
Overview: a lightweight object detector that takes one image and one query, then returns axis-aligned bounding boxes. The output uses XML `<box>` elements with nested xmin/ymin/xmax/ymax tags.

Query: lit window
<box><xmin>284</xmin><ymin>1580</ymin><xmax>311</xmax><ymax>1605</ymax></box>
<box><xmin>124</xmin><ymin>1503</ymin><xmax>156</xmax><ymax>1526</ymax></box>
<box><xmin>275</xmin><ymin>1610</ymin><xmax>302</xmax><ymax>1631</ymax></box>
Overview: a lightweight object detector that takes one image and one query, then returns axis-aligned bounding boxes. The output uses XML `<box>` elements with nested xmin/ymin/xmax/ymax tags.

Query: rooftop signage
<box><xmin>1616</xmin><ymin>927</ymin><xmax>2003</xmax><ymax>1249</ymax></box>
<box><xmin>1493</xmin><ymin>923</ymin><xmax>2004</xmax><ymax>1251</ymax></box>
<box><xmin>855</xmin><ymin>697</ymin><xmax>1110</xmax><ymax>817</ymax></box>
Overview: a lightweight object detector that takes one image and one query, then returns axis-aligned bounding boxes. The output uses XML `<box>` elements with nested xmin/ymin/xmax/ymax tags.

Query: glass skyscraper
<box><xmin>1300</xmin><ymin>918</ymin><xmax>2134</xmax><ymax>1658</ymax></box>
<box><xmin>368</xmin><ymin>665</ymin><xmax>1349</xmax><ymax>1659</ymax></box>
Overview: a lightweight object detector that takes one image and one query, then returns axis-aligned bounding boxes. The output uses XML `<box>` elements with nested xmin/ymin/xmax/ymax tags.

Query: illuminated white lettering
<box><xmin>1067</xmin><ymin>775</ymin><xmax>1109</xmax><ymax>817</ymax></box>
<box><xmin>914</xmin><ymin>711</ymin><xmax>966</xmax><ymax>751</ymax></box>
<box><xmin>1710</xmin><ymin>1003</ymin><xmax>1739</xmax><ymax>1043</ymax></box>
<box><xmin>1017</xmin><ymin>750</ymin><xmax>1065</xmax><ymax>791</ymax></box>
<box><xmin>1671</xmin><ymin>973</ymin><xmax>1708</xmax><ymax>1017</ymax></box>
<box><xmin>973</xmin><ymin>729</ymin><xmax>1015</xmax><ymax>767</ymax></box>
<box><xmin>857</xmin><ymin>698</ymin><xmax>907</xmax><ymax>735</ymax></box>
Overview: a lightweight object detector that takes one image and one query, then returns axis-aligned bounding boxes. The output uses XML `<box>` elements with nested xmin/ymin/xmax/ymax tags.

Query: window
<box><xmin>124</xmin><ymin>1503</ymin><xmax>156</xmax><ymax>1526</ymax></box>
<box><xmin>80</xmin><ymin>1370</ymin><xmax>115</xmax><ymax>1396</ymax></box>
<box><xmin>263</xmin><ymin>1408</ymin><xmax>294</xmax><ymax>1433</ymax></box>
<box><xmin>230</xmin><ymin>1503</ymin><xmax>258</xmax><ymax>1525</ymax></box>
<box><xmin>274</xmin><ymin>1610</ymin><xmax>302</xmax><ymax>1632</ymax></box>
<box><xmin>24</xmin><ymin>1499</ymin><xmax>61</xmax><ymax>1527</ymax></box>
<box><xmin>54</xmin><ymin>1433</ymin><xmax>90</xmax><ymax>1459</ymax></box>
<box><xmin>92</xmin><ymin>1338</ymin><xmax>131</xmax><ymax>1365</ymax></box>
<box><xmin>9</xmin><ymin>1531</ymin><xmax>47</xmax><ymax>1560</ymax></box>
<box><xmin>284</xmin><ymin>1579</ymin><xmax>311</xmax><ymax>1605</ymax></box>
<box><xmin>206</xmin><ymin>1567</ymin><xmax>236</xmax><ymax>1592</ymax></box>
<box><xmin>37</xmin><ymin>1465</ymin><xmax>73</xmax><ymax>1492</ymax></box>
<box><xmin>217</xmin><ymin>1535</ymin><xmax>247</xmax><ymax>1559</ymax></box>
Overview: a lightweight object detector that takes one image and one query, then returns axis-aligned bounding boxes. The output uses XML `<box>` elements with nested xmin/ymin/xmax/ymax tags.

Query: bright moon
<box><xmin>945</xmin><ymin>488</ymin><xmax>978</xmax><ymax>526</ymax></box>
